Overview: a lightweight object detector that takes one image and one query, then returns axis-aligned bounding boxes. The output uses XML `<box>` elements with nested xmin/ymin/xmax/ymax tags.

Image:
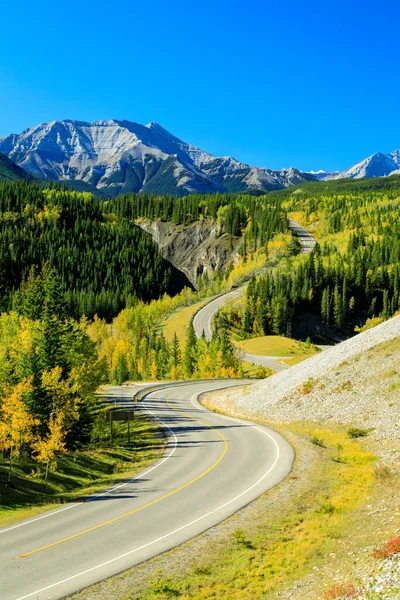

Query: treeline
<box><xmin>89</xmin><ymin>291</ymin><xmax>241</xmax><ymax>384</ymax></box>
<box><xmin>268</xmin><ymin>173</ymin><xmax>400</xmax><ymax>199</ymax></box>
<box><xmin>0</xmin><ymin>181</ymin><xmax>173</xmax><ymax>320</ymax></box>
<box><xmin>219</xmin><ymin>191</ymin><xmax>400</xmax><ymax>338</ymax></box>
<box><xmin>110</xmin><ymin>191</ymin><xmax>288</xmax><ymax>250</ymax></box>
<box><xmin>0</xmin><ymin>267</ymin><xmax>107</xmax><ymax>485</ymax></box>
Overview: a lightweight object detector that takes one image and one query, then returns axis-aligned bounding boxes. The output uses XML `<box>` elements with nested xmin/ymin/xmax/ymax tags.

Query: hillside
<box><xmin>269</xmin><ymin>172</ymin><xmax>400</xmax><ymax>197</ymax></box>
<box><xmin>202</xmin><ymin>316</ymin><xmax>400</xmax><ymax>599</ymax></box>
<box><xmin>209</xmin><ymin>314</ymin><xmax>400</xmax><ymax>452</ymax></box>
<box><xmin>0</xmin><ymin>152</ymin><xmax>31</xmax><ymax>181</ymax></box>
<box><xmin>0</xmin><ymin>181</ymin><xmax>191</xmax><ymax>318</ymax></box>
<box><xmin>138</xmin><ymin>219</ymin><xmax>241</xmax><ymax>286</ymax></box>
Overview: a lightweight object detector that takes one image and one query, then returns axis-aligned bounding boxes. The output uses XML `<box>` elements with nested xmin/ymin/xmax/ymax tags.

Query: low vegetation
<box><xmin>0</xmin><ymin>412</ymin><xmax>164</xmax><ymax>528</ymax></box>
<box><xmin>163</xmin><ymin>299</ymin><xmax>208</xmax><ymax>345</ymax></box>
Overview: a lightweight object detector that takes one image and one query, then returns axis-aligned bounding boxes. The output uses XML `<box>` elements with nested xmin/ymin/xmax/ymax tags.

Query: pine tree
<box><xmin>183</xmin><ymin>322</ymin><xmax>197</xmax><ymax>377</ymax></box>
<box><xmin>171</xmin><ymin>332</ymin><xmax>181</xmax><ymax>368</ymax></box>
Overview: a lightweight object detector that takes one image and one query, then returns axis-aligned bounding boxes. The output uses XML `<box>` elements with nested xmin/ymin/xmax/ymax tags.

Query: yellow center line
<box><xmin>15</xmin><ymin>391</ymin><xmax>228</xmax><ymax>560</ymax></box>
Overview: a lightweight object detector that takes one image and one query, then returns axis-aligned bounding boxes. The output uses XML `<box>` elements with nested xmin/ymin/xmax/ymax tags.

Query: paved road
<box><xmin>0</xmin><ymin>381</ymin><xmax>294</xmax><ymax>600</ymax></box>
<box><xmin>193</xmin><ymin>288</ymin><xmax>244</xmax><ymax>341</ymax></box>
<box><xmin>287</xmin><ymin>218</ymin><xmax>316</xmax><ymax>253</ymax></box>
<box><xmin>193</xmin><ymin>219</ymin><xmax>316</xmax><ymax>371</ymax></box>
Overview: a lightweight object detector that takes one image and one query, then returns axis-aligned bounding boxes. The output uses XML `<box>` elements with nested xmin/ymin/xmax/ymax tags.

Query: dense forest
<box><xmin>0</xmin><ymin>182</ymin><xmax>174</xmax><ymax>319</ymax></box>
<box><xmin>219</xmin><ymin>182</ymin><xmax>400</xmax><ymax>341</ymax></box>
<box><xmin>0</xmin><ymin>182</ymin><xmax>289</xmax><ymax>320</ymax></box>
<box><xmin>1</xmin><ymin>175</ymin><xmax>400</xmax><ymax>484</ymax></box>
<box><xmin>0</xmin><ymin>266</ymin><xmax>107</xmax><ymax>485</ymax></box>
<box><xmin>0</xmin><ymin>181</ymin><xmax>288</xmax><ymax>481</ymax></box>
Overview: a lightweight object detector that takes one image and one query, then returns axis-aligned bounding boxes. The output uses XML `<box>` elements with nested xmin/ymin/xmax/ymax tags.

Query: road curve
<box><xmin>287</xmin><ymin>218</ymin><xmax>316</xmax><ymax>253</ymax></box>
<box><xmin>193</xmin><ymin>219</ymin><xmax>316</xmax><ymax>370</ymax></box>
<box><xmin>0</xmin><ymin>381</ymin><xmax>294</xmax><ymax>600</ymax></box>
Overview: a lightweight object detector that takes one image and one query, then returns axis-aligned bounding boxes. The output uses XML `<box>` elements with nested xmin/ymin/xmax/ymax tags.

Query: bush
<box><xmin>318</xmin><ymin>502</ymin><xmax>336</xmax><ymax>515</ymax></box>
<box><xmin>310</xmin><ymin>435</ymin><xmax>325</xmax><ymax>447</ymax></box>
<box><xmin>232</xmin><ymin>528</ymin><xmax>254</xmax><ymax>549</ymax></box>
<box><xmin>302</xmin><ymin>377</ymin><xmax>316</xmax><ymax>395</ymax></box>
<box><xmin>372</xmin><ymin>534</ymin><xmax>400</xmax><ymax>559</ymax></box>
<box><xmin>373</xmin><ymin>464</ymin><xmax>394</xmax><ymax>480</ymax></box>
<box><xmin>323</xmin><ymin>583</ymin><xmax>359</xmax><ymax>598</ymax></box>
<box><xmin>347</xmin><ymin>427</ymin><xmax>369</xmax><ymax>439</ymax></box>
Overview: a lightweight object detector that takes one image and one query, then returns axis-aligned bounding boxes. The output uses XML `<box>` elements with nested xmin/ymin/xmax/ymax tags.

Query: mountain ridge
<box><xmin>1</xmin><ymin>119</ymin><xmax>400</xmax><ymax>194</ymax></box>
<box><xmin>0</xmin><ymin>119</ymin><xmax>315</xmax><ymax>196</ymax></box>
<box><xmin>0</xmin><ymin>152</ymin><xmax>32</xmax><ymax>182</ymax></box>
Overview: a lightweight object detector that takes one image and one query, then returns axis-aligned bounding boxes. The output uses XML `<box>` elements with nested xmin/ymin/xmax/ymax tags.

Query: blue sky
<box><xmin>0</xmin><ymin>0</ymin><xmax>399</xmax><ymax>172</ymax></box>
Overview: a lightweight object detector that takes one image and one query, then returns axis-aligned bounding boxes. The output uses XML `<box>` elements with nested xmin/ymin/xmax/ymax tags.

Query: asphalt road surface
<box><xmin>193</xmin><ymin>219</ymin><xmax>316</xmax><ymax>370</ymax></box>
<box><xmin>287</xmin><ymin>218</ymin><xmax>316</xmax><ymax>253</ymax></box>
<box><xmin>0</xmin><ymin>381</ymin><xmax>294</xmax><ymax>600</ymax></box>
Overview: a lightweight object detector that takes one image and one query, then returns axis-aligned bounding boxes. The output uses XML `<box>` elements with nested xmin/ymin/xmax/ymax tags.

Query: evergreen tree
<box><xmin>183</xmin><ymin>322</ymin><xmax>197</xmax><ymax>377</ymax></box>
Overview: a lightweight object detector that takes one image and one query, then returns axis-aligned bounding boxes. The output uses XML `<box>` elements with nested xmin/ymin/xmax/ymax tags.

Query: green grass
<box><xmin>236</xmin><ymin>335</ymin><xmax>319</xmax><ymax>361</ymax></box>
<box><xmin>0</xmin><ymin>413</ymin><xmax>164</xmax><ymax>528</ymax></box>
<box><xmin>163</xmin><ymin>300</ymin><xmax>208</xmax><ymax>345</ymax></box>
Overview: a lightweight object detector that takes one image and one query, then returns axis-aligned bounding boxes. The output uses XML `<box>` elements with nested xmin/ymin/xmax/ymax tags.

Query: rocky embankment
<box><xmin>209</xmin><ymin>314</ymin><xmax>400</xmax><ymax>463</ymax></box>
<box><xmin>138</xmin><ymin>219</ymin><xmax>240</xmax><ymax>286</ymax></box>
<box><xmin>206</xmin><ymin>316</ymin><xmax>400</xmax><ymax>599</ymax></box>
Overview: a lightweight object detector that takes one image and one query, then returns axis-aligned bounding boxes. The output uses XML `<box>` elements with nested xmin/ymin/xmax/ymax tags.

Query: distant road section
<box><xmin>193</xmin><ymin>288</ymin><xmax>243</xmax><ymax>341</ymax></box>
<box><xmin>193</xmin><ymin>219</ymin><xmax>316</xmax><ymax>370</ymax></box>
<box><xmin>288</xmin><ymin>218</ymin><xmax>316</xmax><ymax>253</ymax></box>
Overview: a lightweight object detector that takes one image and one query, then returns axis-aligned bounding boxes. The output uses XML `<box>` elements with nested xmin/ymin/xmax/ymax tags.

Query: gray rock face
<box><xmin>138</xmin><ymin>219</ymin><xmax>240</xmax><ymax>286</ymax></box>
<box><xmin>0</xmin><ymin>119</ymin><xmax>315</xmax><ymax>196</ymax></box>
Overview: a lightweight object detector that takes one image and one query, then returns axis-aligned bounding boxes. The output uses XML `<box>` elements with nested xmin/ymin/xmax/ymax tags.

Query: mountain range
<box><xmin>0</xmin><ymin>119</ymin><xmax>399</xmax><ymax>196</ymax></box>
<box><xmin>0</xmin><ymin>119</ymin><xmax>315</xmax><ymax>196</ymax></box>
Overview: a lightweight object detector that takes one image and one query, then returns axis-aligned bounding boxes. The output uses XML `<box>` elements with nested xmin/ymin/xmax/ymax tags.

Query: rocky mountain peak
<box><xmin>0</xmin><ymin>119</ymin><xmax>315</xmax><ymax>196</ymax></box>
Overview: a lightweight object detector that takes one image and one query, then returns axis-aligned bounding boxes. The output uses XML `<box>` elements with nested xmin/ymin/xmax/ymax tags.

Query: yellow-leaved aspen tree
<box><xmin>32</xmin><ymin>412</ymin><xmax>66</xmax><ymax>491</ymax></box>
<box><xmin>0</xmin><ymin>378</ymin><xmax>38</xmax><ymax>483</ymax></box>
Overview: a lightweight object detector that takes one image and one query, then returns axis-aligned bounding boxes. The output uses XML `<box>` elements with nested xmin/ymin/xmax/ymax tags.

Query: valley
<box><xmin>0</xmin><ymin>171</ymin><xmax>399</xmax><ymax>600</ymax></box>
<box><xmin>2</xmin><ymin>1</ymin><xmax>400</xmax><ymax>598</ymax></box>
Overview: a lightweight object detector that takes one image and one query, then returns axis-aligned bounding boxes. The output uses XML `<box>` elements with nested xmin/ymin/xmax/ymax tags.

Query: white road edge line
<box><xmin>0</xmin><ymin>391</ymin><xmax>179</xmax><ymax>536</ymax></box>
<box><xmin>14</xmin><ymin>388</ymin><xmax>280</xmax><ymax>600</ymax></box>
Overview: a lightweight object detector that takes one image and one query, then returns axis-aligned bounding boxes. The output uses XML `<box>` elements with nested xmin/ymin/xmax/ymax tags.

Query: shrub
<box><xmin>372</xmin><ymin>534</ymin><xmax>400</xmax><ymax>559</ymax></box>
<box><xmin>318</xmin><ymin>502</ymin><xmax>336</xmax><ymax>515</ymax></box>
<box><xmin>232</xmin><ymin>528</ymin><xmax>254</xmax><ymax>549</ymax></box>
<box><xmin>302</xmin><ymin>377</ymin><xmax>316</xmax><ymax>395</ymax></box>
<box><xmin>373</xmin><ymin>464</ymin><xmax>394</xmax><ymax>480</ymax></box>
<box><xmin>151</xmin><ymin>578</ymin><xmax>181</xmax><ymax>596</ymax></box>
<box><xmin>193</xmin><ymin>566</ymin><xmax>211</xmax><ymax>576</ymax></box>
<box><xmin>332</xmin><ymin>443</ymin><xmax>344</xmax><ymax>463</ymax></box>
<box><xmin>311</xmin><ymin>435</ymin><xmax>325</xmax><ymax>447</ymax></box>
<box><xmin>347</xmin><ymin>427</ymin><xmax>369</xmax><ymax>439</ymax></box>
<box><xmin>323</xmin><ymin>583</ymin><xmax>359</xmax><ymax>598</ymax></box>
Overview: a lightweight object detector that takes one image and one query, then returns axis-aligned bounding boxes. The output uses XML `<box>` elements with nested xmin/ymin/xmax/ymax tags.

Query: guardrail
<box><xmin>132</xmin><ymin>378</ymin><xmax>244</xmax><ymax>403</ymax></box>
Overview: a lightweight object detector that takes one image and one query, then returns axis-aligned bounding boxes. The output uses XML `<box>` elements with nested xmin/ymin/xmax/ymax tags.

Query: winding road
<box><xmin>0</xmin><ymin>381</ymin><xmax>294</xmax><ymax>600</ymax></box>
<box><xmin>193</xmin><ymin>219</ymin><xmax>316</xmax><ymax>371</ymax></box>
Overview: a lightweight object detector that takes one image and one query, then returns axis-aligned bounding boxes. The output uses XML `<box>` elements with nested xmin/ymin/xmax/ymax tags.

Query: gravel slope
<box><xmin>210</xmin><ymin>315</ymin><xmax>400</xmax><ymax>462</ymax></box>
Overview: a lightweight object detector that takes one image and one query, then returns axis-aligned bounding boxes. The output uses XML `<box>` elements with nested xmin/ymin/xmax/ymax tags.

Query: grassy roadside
<box><xmin>236</xmin><ymin>335</ymin><xmax>320</xmax><ymax>364</ymax></box>
<box><xmin>163</xmin><ymin>300</ymin><xmax>208</xmax><ymax>344</ymax></box>
<box><xmin>0</xmin><ymin>414</ymin><xmax>165</xmax><ymax>529</ymax></box>
<box><xmin>69</xmin><ymin>412</ymin><xmax>378</xmax><ymax>600</ymax></box>
<box><xmin>137</xmin><ymin>418</ymin><xmax>375</xmax><ymax>600</ymax></box>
